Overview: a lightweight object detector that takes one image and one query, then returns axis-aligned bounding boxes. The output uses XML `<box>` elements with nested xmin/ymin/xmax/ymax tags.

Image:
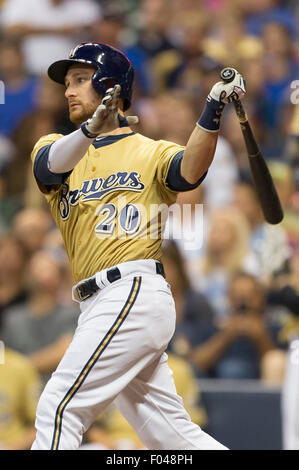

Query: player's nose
<box><xmin>65</xmin><ymin>85</ymin><xmax>77</xmax><ymax>99</ymax></box>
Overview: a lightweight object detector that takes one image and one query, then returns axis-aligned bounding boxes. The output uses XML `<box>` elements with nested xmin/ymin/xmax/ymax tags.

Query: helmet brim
<box><xmin>48</xmin><ymin>59</ymin><xmax>96</xmax><ymax>84</ymax></box>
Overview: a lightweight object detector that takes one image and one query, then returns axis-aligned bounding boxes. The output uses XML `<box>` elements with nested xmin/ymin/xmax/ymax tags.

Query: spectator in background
<box><xmin>0</xmin><ymin>135</ymin><xmax>15</xmax><ymax>179</ymax></box>
<box><xmin>5</xmin><ymin>77</ymin><xmax>73</xmax><ymax>204</ymax></box>
<box><xmin>36</xmin><ymin>76</ymin><xmax>75</xmax><ymax>135</ymax></box>
<box><xmin>233</xmin><ymin>182</ymin><xmax>264</xmax><ymax>234</ymax></box>
<box><xmin>219</xmin><ymin>11</ymin><xmax>297</xmax><ymax>159</ymax></box>
<box><xmin>259</xmin><ymin>21</ymin><xmax>298</xmax><ymax>157</ymax></box>
<box><xmin>140</xmin><ymin>91</ymin><xmax>196</xmax><ymax>144</ymax></box>
<box><xmin>0</xmin><ymin>235</ymin><xmax>28</xmax><ymax>326</ymax></box>
<box><xmin>90</xmin><ymin>1</ymin><xmax>152</xmax><ymax>101</ymax></box>
<box><xmin>262</xmin><ymin>246</ymin><xmax>299</xmax><ymax>448</ymax></box>
<box><xmin>239</xmin><ymin>57</ymin><xmax>265</xmax><ymax>104</ymax></box>
<box><xmin>267</xmin><ymin>161</ymin><xmax>299</xmax><ymax>247</ymax></box>
<box><xmin>6</xmin><ymin>108</ymin><xmax>57</xmax><ymax>208</ymax></box>
<box><xmin>42</xmin><ymin>228</ymin><xmax>75</xmax><ymax>308</ymax></box>
<box><xmin>162</xmin><ymin>240</ymin><xmax>216</xmax><ymax>373</ymax></box>
<box><xmin>1</xmin><ymin>250</ymin><xmax>79</xmax><ymax>383</ymax></box>
<box><xmin>233</xmin><ymin>181</ymin><xmax>290</xmax><ymax>278</ymax></box>
<box><xmin>0</xmin><ymin>348</ymin><xmax>41</xmax><ymax>450</ymax></box>
<box><xmin>202</xmin><ymin>135</ymin><xmax>238</xmax><ymax>210</ymax></box>
<box><xmin>199</xmin><ymin>207</ymin><xmax>253</xmax><ymax>317</ymax></box>
<box><xmin>189</xmin><ymin>272</ymin><xmax>275</xmax><ymax>379</ymax></box>
<box><xmin>13</xmin><ymin>208</ymin><xmax>52</xmax><ymax>257</ymax></box>
<box><xmin>164</xmin><ymin>184</ymin><xmax>205</xmax><ymax>283</ymax></box>
<box><xmin>261</xmin><ymin>250</ymin><xmax>299</xmax><ymax>386</ymax></box>
<box><xmin>1</xmin><ymin>0</ymin><xmax>101</xmax><ymax>76</ymax></box>
<box><xmin>91</xmin><ymin>1</ymin><xmax>125</xmax><ymax>49</ymax></box>
<box><xmin>167</xmin><ymin>12</ymin><xmax>214</xmax><ymax>104</ymax></box>
<box><xmin>0</xmin><ymin>146</ymin><xmax>22</xmax><ymax>231</ymax></box>
<box><xmin>133</xmin><ymin>0</ymin><xmax>176</xmax><ymax>58</ymax></box>
<box><xmin>203</xmin><ymin>11</ymin><xmax>264</xmax><ymax>67</ymax></box>
<box><xmin>239</xmin><ymin>0</ymin><xmax>296</xmax><ymax>38</ymax></box>
<box><xmin>284</xmin><ymin>101</ymin><xmax>299</xmax><ymax>188</ymax></box>
<box><xmin>0</xmin><ymin>37</ymin><xmax>39</xmax><ymax>137</ymax></box>
<box><xmin>125</xmin><ymin>0</ymin><xmax>179</xmax><ymax>96</ymax></box>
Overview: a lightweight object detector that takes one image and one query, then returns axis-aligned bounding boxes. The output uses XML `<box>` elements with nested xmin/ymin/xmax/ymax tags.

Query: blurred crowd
<box><xmin>0</xmin><ymin>0</ymin><xmax>299</xmax><ymax>450</ymax></box>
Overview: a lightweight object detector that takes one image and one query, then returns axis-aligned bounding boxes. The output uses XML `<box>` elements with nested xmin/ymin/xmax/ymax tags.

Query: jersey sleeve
<box><xmin>31</xmin><ymin>133</ymin><xmax>65</xmax><ymax>197</ymax></box>
<box><xmin>155</xmin><ymin>140</ymin><xmax>185</xmax><ymax>194</ymax></box>
<box><xmin>156</xmin><ymin>139</ymin><xmax>208</xmax><ymax>196</ymax></box>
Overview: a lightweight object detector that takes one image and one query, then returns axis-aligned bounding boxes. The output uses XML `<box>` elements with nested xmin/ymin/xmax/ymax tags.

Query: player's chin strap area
<box><xmin>72</xmin><ymin>260</ymin><xmax>165</xmax><ymax>303</ymax></box>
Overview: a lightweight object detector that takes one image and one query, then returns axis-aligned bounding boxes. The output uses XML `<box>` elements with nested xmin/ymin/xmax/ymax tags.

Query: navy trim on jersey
<box><xmin>167</xmin><ymin>151</ymin><xmax>207</xmax><ymax>191</ymax></box>
<box><xmin>92</xmin><ymin>132</ymin><xmax>135</xmax><ymax>149</ymax></box>
<box><xmin>34</xmin><ymin>144</ymin><xmax>73</xmax><ymax>185</ymax></box>
<box><xmin>51</xmin><ymin>276</ymin><xmax>142</xmax><ymax>450</ymax></box>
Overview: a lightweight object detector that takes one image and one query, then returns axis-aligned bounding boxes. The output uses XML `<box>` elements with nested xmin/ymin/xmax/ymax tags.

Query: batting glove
<box><xmin>209</xmin><ymin>68</ymin><xmax>246</xmax><ymax>103</ymax></box>
<box><xmin>81</xmin><ymin>85</ymin><xmax>139</xmax><ymax>138</ymax></box>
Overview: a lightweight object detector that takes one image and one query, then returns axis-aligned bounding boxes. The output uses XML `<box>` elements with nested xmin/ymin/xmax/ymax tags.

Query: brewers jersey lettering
<box><xmin>31</xmin><ymin>132</ymin><xmax>184</xmax><ymax>282</ymax></box>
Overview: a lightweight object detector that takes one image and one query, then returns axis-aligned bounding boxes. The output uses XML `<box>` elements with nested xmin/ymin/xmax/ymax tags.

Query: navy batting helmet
<box><xmin>48</xmin><ymin>42</ymin><xmax>134</xmax><ymax>111</ymax></box>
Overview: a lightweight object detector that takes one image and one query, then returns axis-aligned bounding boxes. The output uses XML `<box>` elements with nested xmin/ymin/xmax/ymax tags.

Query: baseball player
<box><xmin>30</xmin><ymin>42</ymin><xmax>245</xmax><ymax>450</ymax></box>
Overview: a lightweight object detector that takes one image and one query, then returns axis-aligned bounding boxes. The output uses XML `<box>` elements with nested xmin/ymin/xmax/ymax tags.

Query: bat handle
<box><xmin>220</xmin><ymin>67</ymin><xmax>247</xmax><ymax>121</ymax></box>
<box><xmin>220</xmin><ymin>67</ymin><xmax>236</xmax><ymax>83</ymax></box>
<box><xmin>232</xmin><ymin>99</ymin><xmax>248</xmax><ymax>124</ymax></box>
<box><xmin>232</xmin><ymin>101</ymin><xmax>260</xmax><ymax>157</ymax></box>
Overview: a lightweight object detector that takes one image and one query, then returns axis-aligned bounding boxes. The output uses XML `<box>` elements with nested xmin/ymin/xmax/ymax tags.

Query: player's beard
<box><xmin>69</xmin><ymin>100</ymin><xmax>99</xmax><ymax>125</ymax></box>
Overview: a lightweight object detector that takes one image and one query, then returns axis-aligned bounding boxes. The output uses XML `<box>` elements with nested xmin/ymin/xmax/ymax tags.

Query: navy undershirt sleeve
<box><xmin>33</xmin><ymin>144</ymin><xmax>72</xmax><ymax>185</ymax></box>
<box><xmin>166</xmin><ymin>151</ymin><xmax>208</xmax><ymax>191</ymax></box>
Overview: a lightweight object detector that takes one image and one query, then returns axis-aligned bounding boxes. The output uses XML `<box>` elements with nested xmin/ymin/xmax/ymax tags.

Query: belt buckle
<box><xmin>76</xmin><ymin>286</ymin><xmax>91</xmax><ymax>302</ymax></box>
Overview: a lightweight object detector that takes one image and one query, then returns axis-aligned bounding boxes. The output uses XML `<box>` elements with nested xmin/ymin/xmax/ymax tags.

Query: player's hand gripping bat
<box><xmin>220</xmin><ymin>67</ymin><xmax>284</xmax><ymax>225</ymax></box>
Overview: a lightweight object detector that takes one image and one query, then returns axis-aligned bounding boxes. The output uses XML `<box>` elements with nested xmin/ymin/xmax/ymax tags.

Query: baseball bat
<box><xmin>220</xmin><ymin>67</ymin><xmax>284</xmax><ymax>225</ymax></box>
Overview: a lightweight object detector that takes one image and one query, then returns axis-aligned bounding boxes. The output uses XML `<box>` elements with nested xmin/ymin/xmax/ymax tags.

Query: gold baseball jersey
<box><xmin>31</xmin><ymin>132</ymin><xmax>184</xmax><ymax>283</ymax></box>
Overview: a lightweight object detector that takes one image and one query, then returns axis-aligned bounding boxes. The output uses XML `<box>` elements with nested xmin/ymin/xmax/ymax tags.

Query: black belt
<box><xmin>76</xmin><ymin>262</ymin><xmax>165</xmax><ymax>302</ymax></box>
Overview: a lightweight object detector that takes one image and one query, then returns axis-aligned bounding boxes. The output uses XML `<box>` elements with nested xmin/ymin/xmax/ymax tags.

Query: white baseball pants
<box><xmin>282</xmin><ymin>339</ymin><xmax>299</xmax><ymax>450</ymax></box>
<box><xmin>31</xmin><ymin>259</ymin><xmax>227</xmax><ymax>450</ymax></box>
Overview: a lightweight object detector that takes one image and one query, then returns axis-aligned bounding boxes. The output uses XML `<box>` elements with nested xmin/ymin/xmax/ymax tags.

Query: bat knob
<box><xmin>220</xmin><ymin>67</ymin><xmax>236</xmax><ymax>83</ymax></box>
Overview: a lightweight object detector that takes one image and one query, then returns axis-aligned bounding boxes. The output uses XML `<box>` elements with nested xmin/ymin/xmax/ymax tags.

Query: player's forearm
<box><xmin>180</xmin><ymin>92</ymin><xmax>223</xmax><ymax>185</ymax></box>
<box><xmin>189</xmin><ymin>331</ymin><xmax>234</xmax><ymax>372</ymax></box>
<box><xmin>48</xmin><ymin>128</ymin><xmax>93</xmax><ymax>173</ymax></box>
<box><xmin>181</xmin><ymin>68</ymin><xmax>246</xmax><ymax>184</ymax></box>
<box><xmin>255</xmin><ymin>331</ymin><xmax>275</xmax><ymax>358</ymax></box>
<box><xmin>29</xmin><ymin>334</ymin><xmax>72</xmax><ymax>373</ymax></box>
<box><xmin>181</xmin><ymin>126</ymin><xmax>218</xmax><ymax>184</ymax></box>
